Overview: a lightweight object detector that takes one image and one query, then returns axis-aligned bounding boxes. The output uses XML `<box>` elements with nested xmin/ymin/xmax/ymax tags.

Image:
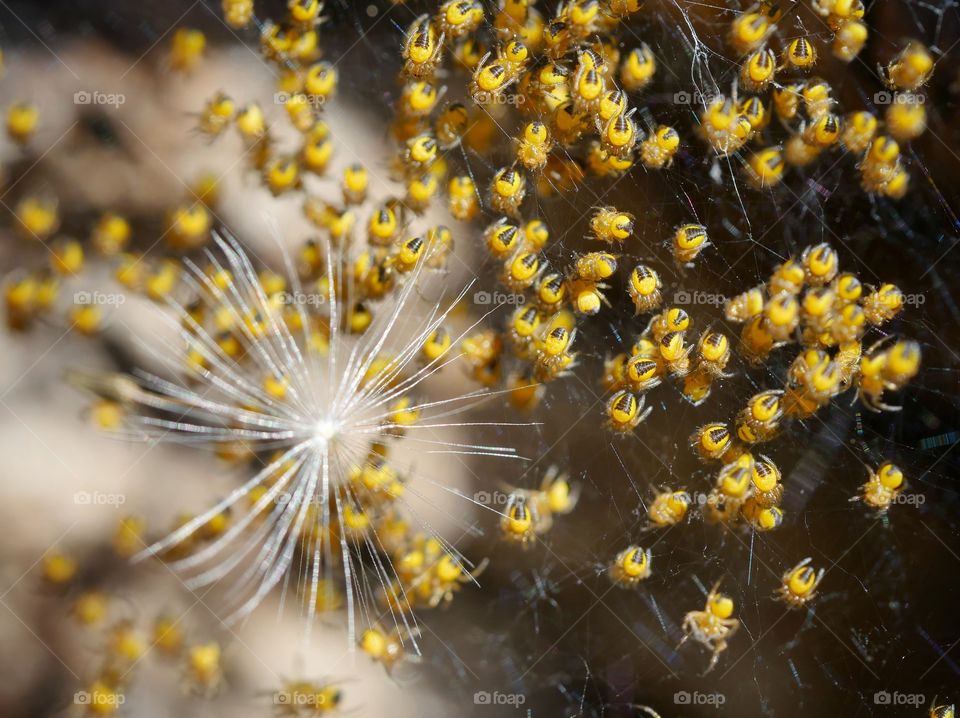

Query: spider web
<box><xmin>165</xmin><ymin>0</ymin><xmax>959</xmax><ymax>713</ymax></box>
<box><xmin>314</xmin><ymin>0</ymin><xmax>960</xmax><ymax>715</ymax></box>
<box><xmin>2</xmin><ymin>0</ymin><xmax>958</xmax><ymax>714</ymax></box>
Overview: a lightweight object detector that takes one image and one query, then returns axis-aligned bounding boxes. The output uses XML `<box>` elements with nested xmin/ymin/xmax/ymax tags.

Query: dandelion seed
<box><xmin>72</xmin><ymin>231</ymin><xmax>526</xmax><ymax>647</ymax></box>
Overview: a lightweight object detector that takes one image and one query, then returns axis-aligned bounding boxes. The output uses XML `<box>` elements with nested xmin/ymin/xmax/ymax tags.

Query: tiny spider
<box><xmin>775</xmin><ymin>557</ymin><xmax>824</xmax><ymax>609</ymax></box>
<box><xmin>852</xmin><ymin>460</ymin><xmax>905</xmax><ymax>513</ymax></box>
<box><xmin>680</xmin><ymin>582</ymin><xmax>739</xmax><ymax>673</ymax></box>
<box><xmin>608</xmin><ymin>545</ymin><xmax>652</xmax><ymax>587</ymax></box>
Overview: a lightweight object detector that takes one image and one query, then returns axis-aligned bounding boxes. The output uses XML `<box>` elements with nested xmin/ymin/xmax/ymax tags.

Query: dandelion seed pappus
<box><xmin>70</xmin><ymin>231</ymin><xmax>526</xmax><ymax>648</ymax></box>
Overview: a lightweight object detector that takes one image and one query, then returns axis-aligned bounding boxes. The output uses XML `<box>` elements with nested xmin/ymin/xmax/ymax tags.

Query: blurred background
<box><xmin>1</xmin><ymin>1</ymin><xmax>959</xmax><ymax>716</ymax></box>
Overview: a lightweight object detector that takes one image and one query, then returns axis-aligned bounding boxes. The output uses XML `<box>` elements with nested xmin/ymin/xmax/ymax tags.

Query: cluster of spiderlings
<box><xmin>724</xmin><ymin>241</ymin><xmax>921</xmax><ymax>413</ymax></box>
<box><xmin>670</xmin><ymin>552</ymin><xmax>848</xmax><ymax>674</ymax></box>
<box><xmin>0</xmin><ymin>0</ymin><xmax>947</xmax><ymax>706</ymax></box>
<box><xmin>369</xmin><ymin>1</ymin><xmax>937</xmax><ymax>424</ymax></box>
<box><xmin>603</xmin><ymin>457</ymin><xmax>898</xmax><ymax>677</ymax></box>
<box><xmin>574</xmin><ymin>235</ymin><xmax>926</xmax><ymax>673</ymax></box>
<box><xmin>376</xmin><ymin>2</ymin><xmax>699</xmax><ymax>420</ymax></box>
<box><xmin>688</xmin><ymin>7</ymin><xmax>934</xmax><ymax>199</ymax></box>
<box><xmin>368</xmin><ymin>5</ymin><xmax>933</xmax><ymax>678</ymax></box>
<box><xmin>37</xmin><ymin>523</ymin><xmax>232</xmax><ymax>716</ymax></box>
<box><xmin>3</xmin><ymin>120</ymin><xmax>215</xmax><ymax>336</ymax></box>
<box><xmin>564</xmin><ymin>214</ymin><xmax>728</xmax><ymax>430</ymax></box>
<box><xmin>159</xmin><ymin>0</ymin><xmax>563</xmax><ymax>674</ymax></box>
<box><xmin>613</xmin><ymin>552</ymin><xmax>828</xmax><ymax>675</ymax></box>
<box><xmin>674</xmin><ymin>242</ymin><xmax>921</xmax><ymax>531</ymax></box>
<box><xmin>603</xmin><ymin>291</ymin><xmax>732</xmax><ymax>419</ymax></box>
<box><xmin>723</xmin><ymin>5</ymin><xmax>933</xmax><ymax>197</ymax></box>
<box><xmin>607</xmin><ymin>553</ymin><xmax>825</xmax><ymax>675</ymax></box>
<box><xmin>5</xmin><ymin>17</ymin><xmax>239</xmax><ymax>334</ymax></box>
<box><xmin>38</xmin><ymin>516</ymin><xmax>348</xmax><ymax>716</ymax></box>
<box><xmin>744</xmin><ymin>75</ymin><xmax>925</xmax><ymax>198</ymax></box>
<box><xmin>689</xmin><ymin>422</ymin><xmax>786</xmax><ymax>532</ymax></box>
